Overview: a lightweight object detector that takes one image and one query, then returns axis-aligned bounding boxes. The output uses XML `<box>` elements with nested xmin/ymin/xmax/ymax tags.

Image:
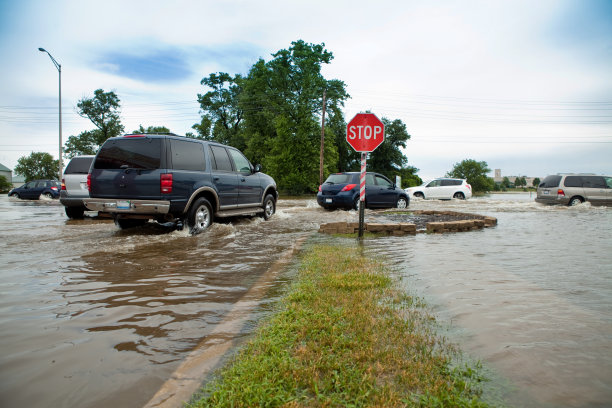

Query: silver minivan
<box><xmin>60</xmin><ymin>155</ymin><xmax>95</xmax><ymax>218</ymax></box>
<box><xmin>535</xmin><ymin>174</ymin><xmax>612</xmax><ymax>206</ymax></box>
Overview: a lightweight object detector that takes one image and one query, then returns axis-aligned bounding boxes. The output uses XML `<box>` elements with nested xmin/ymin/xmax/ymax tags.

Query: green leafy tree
<box><xmin>398</xmin><ymin>166</ymin><xmax>422</xmax><ymax>188</ymax></box>
<box><xmin>515</xmin><ymin>176</ymin><xmax>526</xmax><ymax>187</ymax></box>
<box><xmin>533</xmin><ymin>177</ymin><xmax>541</xmax><ymax>188</ymax></box>
<box><xmin>132</xmin><ymin>125</ymin><xmax>171</xmax><ymax>134</ymax></box>
<box><xmin>64</xmin><ymin>89</ymin><xmax>124</xmax><ymax>158</ymax></box>
<box><xmin>14</xmin><ymin>152</ymin><xmax>59</xmax><ymax>182</ymax></box>
<box><xmin>446</xmin><ymin>159</ymin><xmax>494</xmax><ymax>193</ymax></box>
<box><xmin>194</xmin><ymin>73</ymin><xmax>245</xmax><ymax>148</ymax></box>
<box><xmin>368</xmin><ymin>117</ymin><xmax>411</xmax><ymax>179</ymax></box>
<box><xmin>0</xmin><ymin>175</ymin><xmax>11</xmax><ymax>193</ymax></box>
<box><xmin>238</xmin><ymin>40</ymin><xmax>349</xmax><ymax>193</ymax></box>
<box><xmin>501</xmin><ymin>176</ymin><xmax>512</xmax><ymax>189</ymax></box>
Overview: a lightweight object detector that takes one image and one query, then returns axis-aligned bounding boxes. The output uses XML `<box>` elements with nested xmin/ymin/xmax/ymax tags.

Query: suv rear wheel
<box><xmin>188</xmin><ymin>197</ymin><xmax>212</xmax><ymax>234</ymax></box>
<box><xmin>453</xmin><ymin>192</ymin><xmax>465</xmax><ymax>199</ymax></box>
<box><xmin>65</xmin><ymin>206</ymin><xmax>85</xmax><ymax>219</ymax></box>
<box><xmin>568</xmin><ymin>196</ymin><xmax>584</xmax><ymax>206</ymax></box>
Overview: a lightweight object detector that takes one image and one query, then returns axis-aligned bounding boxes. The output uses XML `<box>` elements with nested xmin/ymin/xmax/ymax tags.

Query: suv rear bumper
<box><xmin>84</xmin><ymin>198</ymin><xmax>171</xmax><ymax>214</ymax></box>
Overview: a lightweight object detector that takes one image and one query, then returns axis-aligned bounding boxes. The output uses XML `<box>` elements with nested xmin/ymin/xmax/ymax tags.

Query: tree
<box><xmin>233</xmin><ymin>40</ymin><xmax>349</xmax><ymax>193</ymax></box>
<box><xmin>132</xmin><ymin>125</ymin><xmax>171</xmax><ymax>134</ymax></box>
<box><xmin>446</xmin><ymin>159</ymin><xmax>494</xmax><ymax>193</ymax></box>
<box><xmin>532</xmin><ymin>177</ymin><xmax>541</xmax><ymax>188</ymax></box>
<box><xmin>194</xmin><ymin>73</ymin><xmax>245</xmax><ymax>148</ymax></box>
<box><xmin>0</xmin><ymin>175</ymin><xmax>11</xmax><ymax>193</ymax></box>
<box><xmin>64</xmin><ymin>89</ymin><xmax>124</xmax><ymax>158</ymax></box>
<box><xmin>368</xmin><ymin>117</ymin><xmax>411</xmax><ymax>179</ymax></box>
<box><xmin>14</xmin><ymin>152</ymin><xmax>59</xmax><ymax>181</ymax></box>
<box><xmin>515</xmin><ymin>176</ymin><xmax>526</xmax><ymax>187</ymax></box>
<box><xmin>501</xmin><ymin>176</ymin><xmax>512</xmax><ymax>189</ymax></box>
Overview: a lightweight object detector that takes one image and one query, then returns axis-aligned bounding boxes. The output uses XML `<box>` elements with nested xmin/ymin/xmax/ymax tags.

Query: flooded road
<box><xmin>1</xmin><ymin>194</ymin><xmax>610</xmax><ymax>407</ymax></box>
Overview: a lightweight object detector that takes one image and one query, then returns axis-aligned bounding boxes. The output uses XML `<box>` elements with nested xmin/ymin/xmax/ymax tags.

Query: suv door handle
<box><xmin>213</xmin><ymin>177</ymin><xmax>220</xmax><ymax>181</ymax></box>
<box><xmin>240</xmin><ymin>177</ymin><xmax>246</xmax><ymax>182</ymax></box>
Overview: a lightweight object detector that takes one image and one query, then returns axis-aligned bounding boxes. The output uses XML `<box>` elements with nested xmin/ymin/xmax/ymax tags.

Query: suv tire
<box><xmin>188</xmin><ymin>197</ymin><xmax>213</xmax><ymax>234</ymax></box>
<box><xmin>262</xmin><ymin>194</ymin><xmax>276</xmax><ymax>220</ymax></box>
<box><xmin>65</xmin><ymin>206</ymin><xmax>85</xmax><ymax>219</ymax></box>
<box><xmin>396</xmin><ymin>197</ymin><xmax>408</xmax><ymax>209</ymax></box>
<box><xmin>568</xmin><ymin>196</ymin><xmax>584</xmax><ymax>206</ymax></box>
<box><xmin>453</xmin><ymin>192</ymin><xmax>465</xmax><ymax>199</ymax></box>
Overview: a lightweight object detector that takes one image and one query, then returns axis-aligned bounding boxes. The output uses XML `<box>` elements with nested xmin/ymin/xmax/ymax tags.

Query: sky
<box><xmin>0</xmin><ymin>0</ymin><xmax>610</xmax><ymax>181</ymax></box>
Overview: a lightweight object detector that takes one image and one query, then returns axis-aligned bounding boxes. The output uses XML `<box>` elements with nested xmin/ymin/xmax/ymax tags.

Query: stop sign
<box><xmin>346</xmin><ymin>113</ymin><xmax>385</xmax><ymax>152</ymax></box>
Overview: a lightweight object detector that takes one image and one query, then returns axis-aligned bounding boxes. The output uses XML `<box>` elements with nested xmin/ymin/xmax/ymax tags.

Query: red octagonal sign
<box><xmin>346</xmin><ymin>113</ymin><xmax>385</xmax><ymax>152</ymax></box>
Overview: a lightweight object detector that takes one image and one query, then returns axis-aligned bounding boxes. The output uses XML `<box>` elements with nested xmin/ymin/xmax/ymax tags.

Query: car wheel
<box><xmin>65</xmin><ymin>206</ymin><xmax>85</xmax><ymax>219</ymax></box>
<box><xmin>188</xmin><ymin>197</ymin><xmax>213</xmax><ymax>234</ymax></box>
<box><xmin>115</xmin><ymin>218</ymin><xmax>147</xmax><ymax>229</ymax></box>
<box><xmin>42</xmin><ymin>192</ymin><xmax>53</xmax><ymax>199</ymax></box>
<box><xmin>453</xmin><ymin>192</ymin><xmax>465</xmax><ymax>199</ymax></box>
<box><xmin>568</xmin><ymin>196</ymin><xmax>584</xmax><ymax>206</ymax></box>
<box><xmin>262</xmin><ymin>194</ymin><xmax>276</xmax><ymax>220</ymax></box>
<box><xmin>353</xmin><ymin>196</ymin><xmax>362</xmax><ymax>211</ymax></box>
<box><xmin>396</xmin><ymin>196</ymin><xmax>408</xmax><ymax>209</ymax></box>
<box><xmin>10</xmin><ymin>193</ymin><xmax>20</xmax><ymax>199</ymax></box>
<box><xmin>414</xmin><ymin>192</ymin><xmax>424</xmax><ymax>199</ymax></box>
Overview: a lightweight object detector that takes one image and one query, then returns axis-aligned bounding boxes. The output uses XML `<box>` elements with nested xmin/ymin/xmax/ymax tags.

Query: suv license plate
<box><xmin>117</xmin><ymin>200</ymin><xmax>131</xmax><ymax>210</ymax></box>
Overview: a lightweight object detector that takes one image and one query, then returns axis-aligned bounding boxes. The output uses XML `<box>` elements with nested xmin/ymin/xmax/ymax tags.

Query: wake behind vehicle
<box><xmin>535</xmin><ymin>174</ymin><xmax>612</xmax><ymax>206</ymax></box>
<box><xmin>405</xmin><ymin>178</ymin><xmax>472</xmax><ymax>200</ymax></box>
<box><xmin>84</xmin><ymin>134</ymin><xmax>278</xmax><ymax>233</ymax></box>
<box><xmin>8</xmin><ymin>179</ymin><xmax>60</xmax><ymax>199</ymax></box>
<box><xmin>317</xmin><ymin>172</ymin><xmax>409</xmax><ymax>210</ymax></box>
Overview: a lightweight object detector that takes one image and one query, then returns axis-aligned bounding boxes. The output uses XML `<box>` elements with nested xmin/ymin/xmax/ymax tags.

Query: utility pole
<box><xmin>319</xmin><ymin>89</ymin><xmax>327</xmax><ymax>185</ymax></box>
<box><xmin>38</xmin><ymin>48</ymin><xmax>63</xmax><ymax>180</ymax></box>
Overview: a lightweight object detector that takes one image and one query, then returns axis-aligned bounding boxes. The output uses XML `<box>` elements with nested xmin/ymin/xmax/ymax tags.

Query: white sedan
<box><xmin>405</xmin><ymin>178</ymin><xmax>472</xmax><ymax>200</ymax></box>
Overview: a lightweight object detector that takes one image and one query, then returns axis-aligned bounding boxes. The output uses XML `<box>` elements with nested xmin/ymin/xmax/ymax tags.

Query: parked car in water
<box><xmin>317</xmin><ymin>172</ymin><xmax>409</xmax><ymax>210</ymax></box>
<box><xmin>8</xmin><ymin>179</ymin><xmax>61</xmax><ymax>199</ymax></box>
<box><xmin>535</xmin><ymin>174</ymin><xmax>612</xmax><ymax>206</ymax></box>
<box><xmin>84</xmin><ymin>133</ymin><xmax>278</xmax><ymax>233</ymax></box>
<box><xmin>404</xmin><ymin>178</ymin><xmax>472</xmax><ymax>200</ymax></box>
<box><xmin>60</xmin><ymin>155</ymin><xmax>95</xmax><ymax>219</ymax></box>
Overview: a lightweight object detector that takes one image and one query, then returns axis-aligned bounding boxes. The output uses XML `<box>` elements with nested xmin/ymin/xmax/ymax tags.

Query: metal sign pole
<box><xmin>358</xmin><ymin>152</ymin><xmax>367</xmax><ymax>238</ymax></box>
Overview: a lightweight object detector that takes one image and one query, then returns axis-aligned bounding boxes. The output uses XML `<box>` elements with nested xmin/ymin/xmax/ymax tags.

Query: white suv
<box><xmin>405</xmin><ymin>178</ymin><xmax>472</xmax><ymax>200</ymax></box>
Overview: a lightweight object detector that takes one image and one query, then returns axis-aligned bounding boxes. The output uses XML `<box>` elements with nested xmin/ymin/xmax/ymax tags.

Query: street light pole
<box><xmin>38</xmin><ymin>48</ymin><xmax>63</xmax><ymax>181</ymax></box>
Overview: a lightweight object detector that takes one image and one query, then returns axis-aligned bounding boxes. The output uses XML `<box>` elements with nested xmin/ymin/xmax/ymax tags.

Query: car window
<box><xmin>539</xmin><ymin>175</ymin><xmax>562</xmax><ymax>188</ymax></box>
<box><xmin>583</xmin><ymin>176</ymin><xmax>606</xmax><ymax>189</ymax></box>
<box><xmin>37</xmin><ymin>181</ymin><xmax>47</xmax><ymax>188</ymax></box>
<box><xmin>24</xmin><ymin>181</ymin><xmax>35</xmax><ymax>189</ymax></box>
<box><xmin>564</xmin><ymin>176</ymin><xmax>583</xmax><ymax>188</ymax></box>
<box><xmin>441</xmin><ymin>179</ymin><xmax>453</xmax><ymax>186</ymax></box>
<box><xmin>170</xmin><ymin>139</ymin><xmax>205</xmax><ymax>171</ymax></box>
<box><xmin>325</xmin><ymin>174</ymin><xmax>352</xmax><ymax>184</ymax></box>
<box><xmin>427</xmin><ymin>180</ymin><xmax>441</xmax><ymax>187</ymax></box>
<box><xmin>64</xmin><ymin>157</ymin><xmax>93</xmax><ymax>174</ymax></box>
<box><xmin>366</xmin><ymin>174</ymin><xmax>375</xmax><ymax>185</ymax></box>
<box><xmin>210</xmin><ymin>146</ymin><xmax>233</xmax><ymax>172</ymax></box>
<box><xmin>95</xmin><ymin>138</ymin><xmax>162</xmax><ymax>169</ymax></box>
<box><xmin>605</xmin><ymin>177</ymin><xmax>612</xmax><ymax>189</ymax></box>
<box><xmin>375</xmin><ymin>175</ymin><xmax>392</xmax><ymax>187</ymax></box>
<box><xmin>227</xmin><ymin>148</ymin><xmax>251</xmax><ymax>173</ymax></box>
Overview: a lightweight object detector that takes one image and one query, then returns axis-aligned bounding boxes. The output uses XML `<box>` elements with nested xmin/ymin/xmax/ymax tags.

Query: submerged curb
<box><xmin>318</xmin><ymin>210</ymin><xmax>497</xmax><ymax>236</ymax></box>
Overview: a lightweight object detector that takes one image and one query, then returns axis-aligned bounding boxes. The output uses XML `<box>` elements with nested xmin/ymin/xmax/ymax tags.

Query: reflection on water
<box><xmin>0</xmin><ymin>194</ymin><xmax>610</xmax><ymax>408</ymax></box>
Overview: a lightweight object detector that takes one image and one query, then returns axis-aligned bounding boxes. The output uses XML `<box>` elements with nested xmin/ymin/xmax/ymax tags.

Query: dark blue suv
<box><xmin>84</xmin><ymin>134</ymin><xmax>278</xmax><ymax>233</ymax></box>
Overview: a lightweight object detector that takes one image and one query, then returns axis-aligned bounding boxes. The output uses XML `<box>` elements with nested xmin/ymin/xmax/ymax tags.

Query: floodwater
<box><xmin>0</xmin><ymin>193</ymin><xmax>610</xmax><ymax>407</ymax></box>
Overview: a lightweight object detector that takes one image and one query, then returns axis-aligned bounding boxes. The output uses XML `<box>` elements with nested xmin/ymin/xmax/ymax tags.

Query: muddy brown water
<box><xmin>1</xmin><ymin>194</ymin><xmax>610</xmax><ymax>407</ymax></box>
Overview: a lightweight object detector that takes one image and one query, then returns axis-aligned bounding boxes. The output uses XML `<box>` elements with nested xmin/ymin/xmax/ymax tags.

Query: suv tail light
<box><xmin>557</xmin><ymin>189</ymin><xmax>565</xmax><ymax>197</ymax></box>
<box><xmin>161</xmin><ymin>173</ymin><xmax>173</xmax><ymax>194</ymax></box>
<box><xmin>87</xmin><ymin>173</ymin><xmax>91</xmax><ymax>191</ymax></box>
<box><xmin>466</xmin><ymin>183</ymin><xmax>471</xmax><ymax>190</ymax></box>
<box><xmin>61</xmin><ymin>178</ymin><xmax>66</xmax><ymax>191</ymax></box>
<box><xmin>341</xmin><ymin>184</ymin><xmax>357</xmax><ymax>192</ymax></box>
<box><xmin>318</xmin><ymin>185</ymin><xmax>322</xmax><ymax>192</ymax></box>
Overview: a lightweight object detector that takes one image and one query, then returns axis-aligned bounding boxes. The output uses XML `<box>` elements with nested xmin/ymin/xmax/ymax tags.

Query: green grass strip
<box><xmin>187</xmin><ymin>244</ymin><xmax>490</xmax><ymax>407</ymax></box>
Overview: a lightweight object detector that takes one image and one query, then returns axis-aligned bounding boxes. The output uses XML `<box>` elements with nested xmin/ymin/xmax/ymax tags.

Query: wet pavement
<box><xmin>0</xmin><ymin>194</ymin><xmax>610</xmax><ymax>407</ymax></box>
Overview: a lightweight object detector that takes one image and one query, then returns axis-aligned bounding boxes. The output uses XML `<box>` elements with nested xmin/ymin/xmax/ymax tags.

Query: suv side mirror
<box><xmin>254</xmin><ymin>164</ymin><xmax>262</xmax><ymax>173</ymax></box>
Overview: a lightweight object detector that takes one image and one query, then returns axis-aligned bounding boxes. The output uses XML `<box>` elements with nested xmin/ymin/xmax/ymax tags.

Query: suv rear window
<box><xmin>64</xmin><ymin>157</ymin><xmax>93</xmax><ymax>174</ymax></box>
<box><xmin>441</xmin><ymin>179</ymin><xmax>462</xmax><ymax>186</ymax></box>
<box><xmin>95</xmin><ymin>138</ymin><xmax>162</xmax><ymax>169</ymax></box>
<box><xmin>539</xmin><ymin>175</ymin><xmax>562</xmax><ymax>188</ymax></box>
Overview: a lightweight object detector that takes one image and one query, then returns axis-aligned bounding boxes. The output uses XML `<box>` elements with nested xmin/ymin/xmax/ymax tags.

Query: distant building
<box><xmin>493</xmin><ymin>169</ymin><xmax>539</xmax><ymax>187</ymax></box>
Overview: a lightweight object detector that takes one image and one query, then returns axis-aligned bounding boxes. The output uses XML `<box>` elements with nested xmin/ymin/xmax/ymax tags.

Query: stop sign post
<box><xmin>346</xmin><ymin>113</ymin><xmax>385</xmax><ymax>238</ymax></box>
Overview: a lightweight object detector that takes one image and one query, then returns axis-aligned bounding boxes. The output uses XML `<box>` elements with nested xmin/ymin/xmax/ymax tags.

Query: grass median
<box><xmin>187</xmin><ymin>244</ymin><xmax>490</xmax><ymax>407</ymax></box>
